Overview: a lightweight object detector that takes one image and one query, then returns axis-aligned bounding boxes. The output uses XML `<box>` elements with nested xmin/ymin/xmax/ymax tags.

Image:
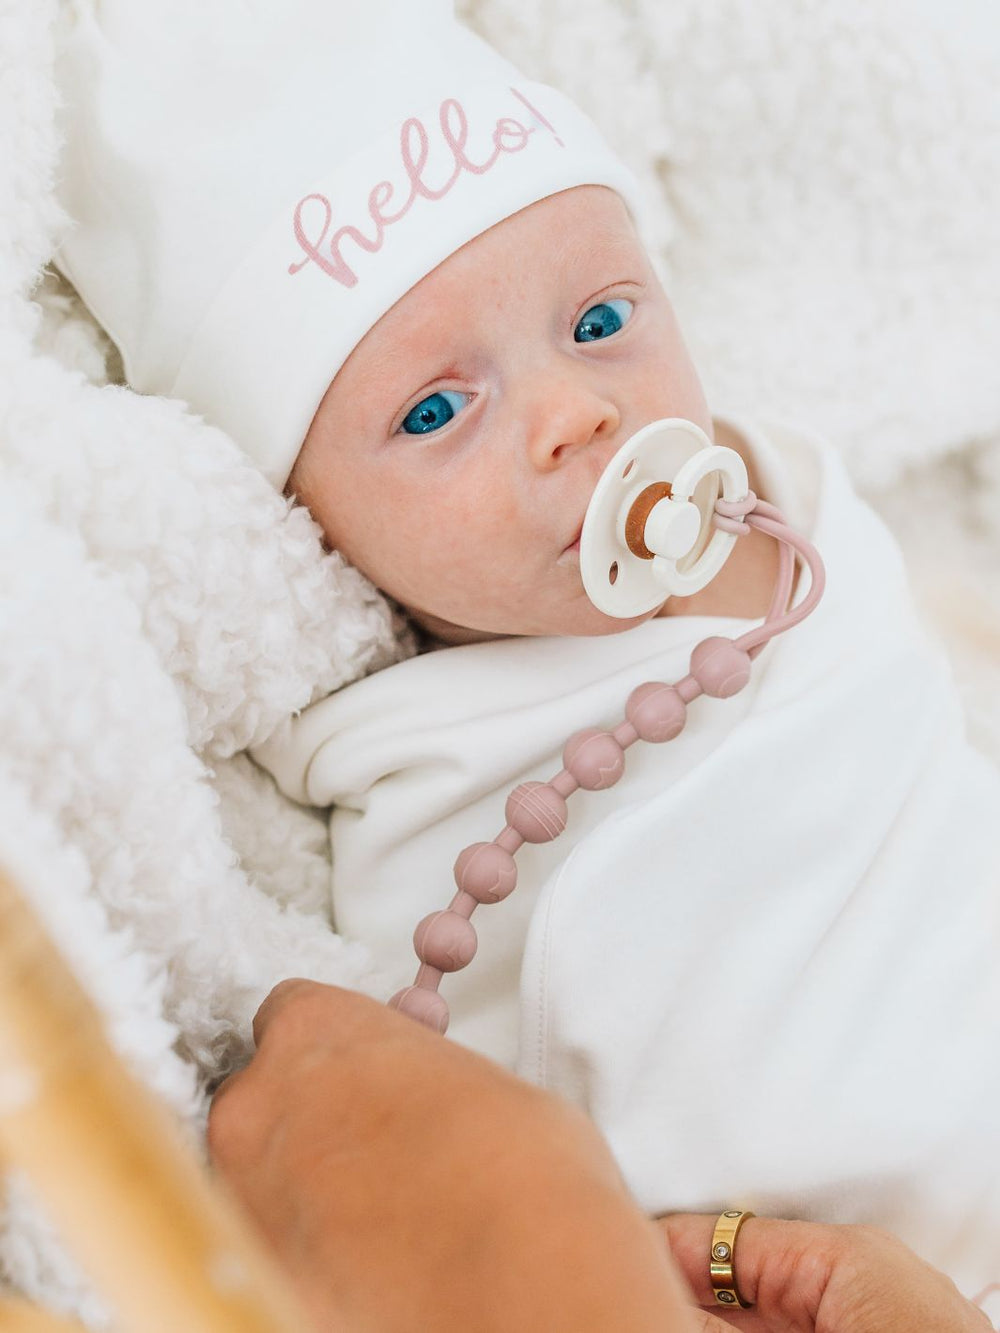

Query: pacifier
<box><xmin>579</xmin><ymin>418</ymin><xmax>750</xmax><ymax>616</ymax></box>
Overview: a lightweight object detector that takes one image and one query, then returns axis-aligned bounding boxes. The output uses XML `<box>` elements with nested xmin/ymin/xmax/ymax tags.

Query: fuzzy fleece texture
<box><xmin>1</xmin><ymin>0</ymin><xmax>998</xmax><ymax>1323</ymax></box>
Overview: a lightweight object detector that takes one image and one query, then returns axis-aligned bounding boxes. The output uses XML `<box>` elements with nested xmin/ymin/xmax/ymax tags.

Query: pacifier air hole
<box><xmin>622</xmin><ymin>459</ymin><xmax>636</xmax><ymax>478</ymax></box>
<box><xmin>609</xmin><ymin>561</ymin><xmax>619</xmax><ymax>585</ymax></box>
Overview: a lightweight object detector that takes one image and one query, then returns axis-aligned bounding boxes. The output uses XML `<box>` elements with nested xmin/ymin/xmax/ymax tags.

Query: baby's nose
<box><xmin>524</xmin><ymin>375</ymin><xmax>621</xmax><ymax>472</ymax></box>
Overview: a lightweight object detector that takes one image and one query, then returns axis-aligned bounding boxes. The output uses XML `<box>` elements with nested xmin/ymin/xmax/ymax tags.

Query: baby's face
<box><xmin>290</xmin><ymin>185</ymin><xmax>712</xmax><ymax>644</ymax></box>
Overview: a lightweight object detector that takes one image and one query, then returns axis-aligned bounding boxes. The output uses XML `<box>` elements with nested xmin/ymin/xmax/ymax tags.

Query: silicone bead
<box><xmin>563</xmin><ymin>728</ymin><xmax>626</xmax><ymax>791</ymax></box>
<box><xmin>454</xmin><ymin>841</ymin><xmax>519</xmax><ymax>903</ymax></box>
<box><xmin>389</xmin><ymin>985</ymin><xmax>450</xmax><ymax>1034</ymax></box>
<box><xmin>414</xmin><ymin>910</ymin><xmax>478</xmax><ymax>972</ymax></box>
<box><xmin>625</xmin><ymin>681</ymin><xmax>687</xmax><ymax>743</ymax></box>
<box><xmin>505</xmin><ymin>781</ymin><xmax>568</xmax><ymax>843</ymax></box>
<box><xmin>689</xmin><ymin>637</ymin><xmax>753</xmax><ymax>698</ymax></box>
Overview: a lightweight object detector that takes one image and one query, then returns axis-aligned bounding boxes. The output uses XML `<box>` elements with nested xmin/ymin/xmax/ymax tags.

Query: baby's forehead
<box><xmin>411</xmin><ymin>200</ymin><xmax>643</xmax><ymax>312</ymax></box>
<box><xmin>341</xmin><ymin>190</ymin><xmax>646</xmax><ymax>382</ymax></box>
<box><xmin>469</xmin><ymin>190</ymin><xmax>643</xmax><ymax>268</ymax></box>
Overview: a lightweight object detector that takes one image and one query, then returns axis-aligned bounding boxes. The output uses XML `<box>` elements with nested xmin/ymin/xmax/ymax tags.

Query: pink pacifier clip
<box><xmin>389</xmin><ymin>418</ymin><xmax>826</xmax><ymax>1034</ymax></box>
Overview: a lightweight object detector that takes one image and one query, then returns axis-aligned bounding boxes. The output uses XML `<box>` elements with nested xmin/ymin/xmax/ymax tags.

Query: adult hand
<box><xmin>208</xmin><ymin>979</ymin><xmax>694</xmax><ymax>1333</ymax></box>
<box><xmin>659</xmin><ymin>1212</ymin><xmax>992</xmax><ymax>1332</ymax></box>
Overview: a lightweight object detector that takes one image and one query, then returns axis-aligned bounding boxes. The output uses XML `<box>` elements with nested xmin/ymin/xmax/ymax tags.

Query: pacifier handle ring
<box><xmin>650</xmin><ymin>444</ymin><xmax>751</xmax><ymax>599</ymax></box>
<box><xmin>389</xmin><ymin>492</ymin><xmax>826</xmax><ymax>1036</ymax></box>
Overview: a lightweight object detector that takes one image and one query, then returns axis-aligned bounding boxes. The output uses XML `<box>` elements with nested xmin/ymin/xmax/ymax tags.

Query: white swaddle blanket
<box><xmin>255</xmin><ymin>413</ymin><xmax>1000</xmax><ymax>1296</ymax></box>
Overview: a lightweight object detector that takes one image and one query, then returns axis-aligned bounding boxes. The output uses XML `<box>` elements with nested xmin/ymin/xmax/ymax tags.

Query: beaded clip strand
<box><xmin>389</xmin><ymin>491</ymin><xmax>826</xmax><ymax>1033</ymax></box>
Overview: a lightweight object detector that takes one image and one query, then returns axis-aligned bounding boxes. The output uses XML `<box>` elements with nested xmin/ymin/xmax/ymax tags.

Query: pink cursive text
<box><xmin>289</xmin><ymin>86</ymin><xmax>564</xmax><ymax>289</ymax></box>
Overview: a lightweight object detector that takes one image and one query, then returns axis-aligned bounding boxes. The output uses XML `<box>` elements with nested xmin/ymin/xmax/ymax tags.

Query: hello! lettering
<box><xmin>288</xmin><ymin>86</ymin><xmax>565</xmax><ymax>289</ymax></box>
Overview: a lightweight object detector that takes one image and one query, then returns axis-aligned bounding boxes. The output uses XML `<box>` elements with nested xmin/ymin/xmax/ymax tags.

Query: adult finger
<box><xmin>250</xmin><ymin>978</ymin><xmax>407</xmax><ymax>1054</ymax></box>
<box><xmin>250</xmin><ymin>975</ymin><xmax>318</xmax><ymax>1047</ymax></box>
<box><xmin>657</xmin><ymin>1212</ymin><xmax>831</xmax><ymax>1323</ymax></box>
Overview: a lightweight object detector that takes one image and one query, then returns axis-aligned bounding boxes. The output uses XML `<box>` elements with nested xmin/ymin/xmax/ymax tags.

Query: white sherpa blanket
<box><xmin>1</xmin><ymin>0</ymin><xmax>999</xmax><ymax>1324</ymax></box>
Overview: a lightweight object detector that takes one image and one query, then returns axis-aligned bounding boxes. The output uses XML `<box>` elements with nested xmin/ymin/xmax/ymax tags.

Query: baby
<box><xmin>55</xmin><ymin>0</ymin><xmax>1000</xmax><ymax>1306</ymax></box>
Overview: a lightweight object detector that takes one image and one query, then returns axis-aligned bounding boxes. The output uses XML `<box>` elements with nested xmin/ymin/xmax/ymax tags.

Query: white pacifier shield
<box><xmin>579</xmin><ymin>418</ymin><xmax>750</xmax><ymax>617</ymax></box>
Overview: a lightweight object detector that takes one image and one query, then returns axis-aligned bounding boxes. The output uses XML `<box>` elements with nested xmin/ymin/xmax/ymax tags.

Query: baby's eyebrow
<box><xmin>550</xmin><ymin>225</ymin><xmax>642</xmax><ymax>276</ymax></box>
<box><xmin>373</xmin><ymin>338</ymin><xmax>448</xmax><ymax>385</ymax></box>
<box><xmin>362</xmin><ymin>340</ymin><xmax>463</xmax><ymax>423</ymax></box>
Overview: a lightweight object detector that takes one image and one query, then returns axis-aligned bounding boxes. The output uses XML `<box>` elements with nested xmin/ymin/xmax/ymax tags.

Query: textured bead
<box><xmin>689</xmin><ymin>637</ymin><xmax>753</xmax><ymax>698</ymax></box>
<box><xmin>625</xmin><ymin>681</ymin><xmax>687</xmax><ymax>743</ymax></box>
<box><xmin>563</xmin><ymin>728</ymin><xmax>626</xmax><ymax>791</ymax></box>
<box><xmin>414</xmin><ymin>910</ymin><xmax>478</xmax><ymax>972</ymax></box>
<box><xmin>454</xmin><ymin>841</ymin><xmax>519</xmax><ymax>903</ymax></box>
<box><xmin>505</xmin><ymin>781</ymin><xmax>568</xmax><ymax>843</ymax></box>
<box><xmin>389</xmin><ymin>986</ymin><xmax>450</xmax><ymax>1034</ymax></box>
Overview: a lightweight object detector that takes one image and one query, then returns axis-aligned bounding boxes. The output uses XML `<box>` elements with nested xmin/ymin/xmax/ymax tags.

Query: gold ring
<box><xmin>710</xmin><ymin>1209</ymin><xmax>755</xmax><ymax>1309</ymax></box>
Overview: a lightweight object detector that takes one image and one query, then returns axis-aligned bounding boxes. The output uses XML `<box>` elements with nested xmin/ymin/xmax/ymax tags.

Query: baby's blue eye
<box><xmin>398</xmin><ymin>389</ymin><xmax>470</xmax><ymax>436</ymax></box>
<box><xmin>574</xmin><ymin>298</ymin><xmax>634</xmax><ymax>343</ymax></box>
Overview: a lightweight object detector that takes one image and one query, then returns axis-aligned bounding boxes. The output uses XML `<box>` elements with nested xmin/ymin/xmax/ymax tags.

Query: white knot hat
<box><xmin>53</xmin><ymin>1</ymin><xmax>649</xmax><ymax>488</ymax></box>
